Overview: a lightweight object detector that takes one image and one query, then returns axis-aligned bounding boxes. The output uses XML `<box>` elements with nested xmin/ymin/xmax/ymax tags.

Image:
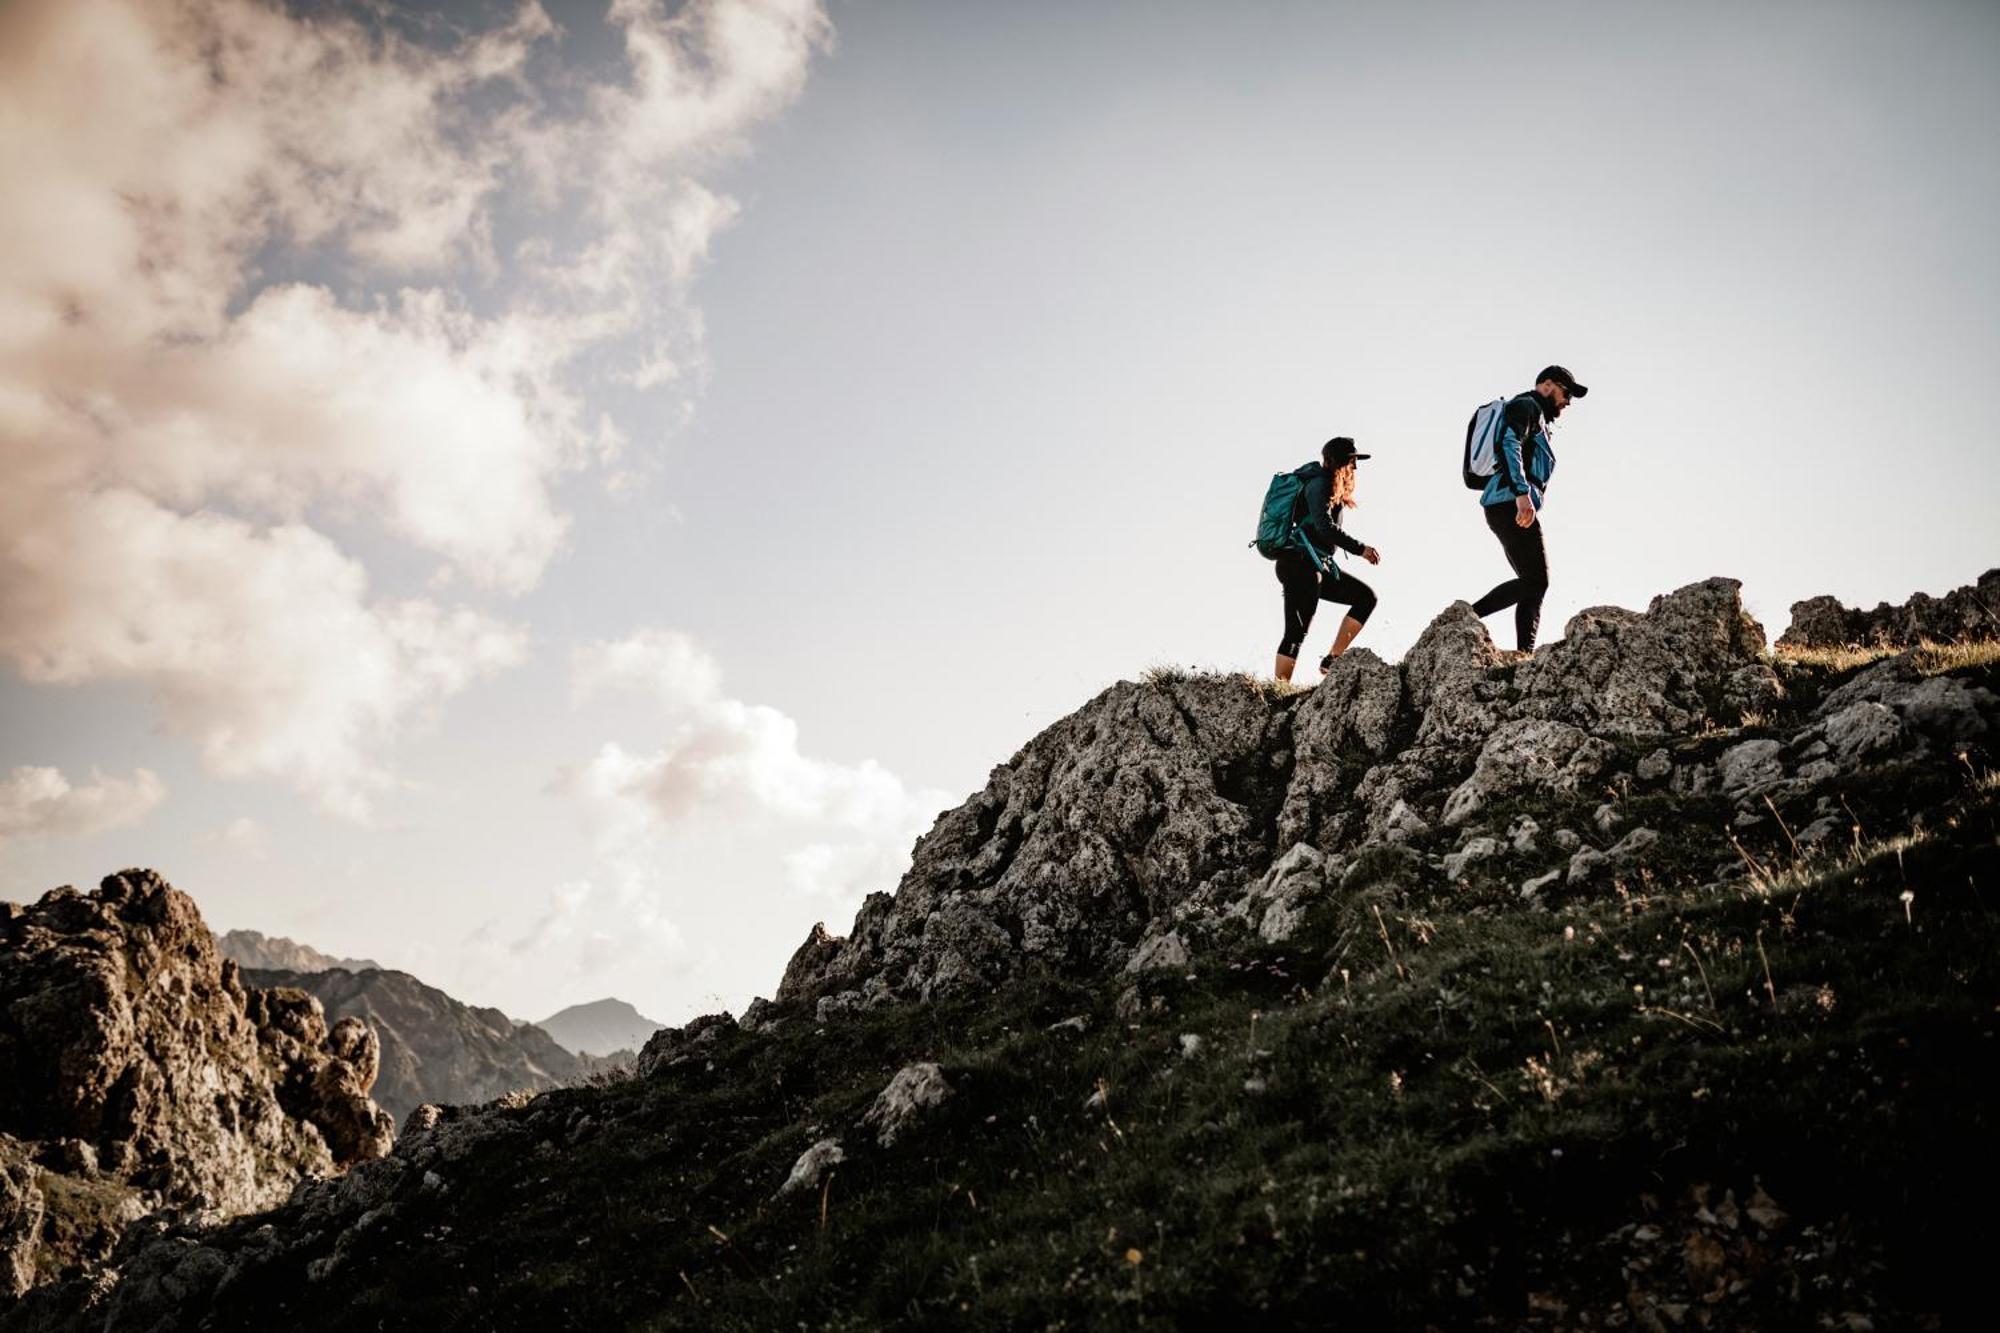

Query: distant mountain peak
<box><xmin>538</xmin><ymin>997</ymin><xmax>664</xmax><ymax>1057</ymax></box>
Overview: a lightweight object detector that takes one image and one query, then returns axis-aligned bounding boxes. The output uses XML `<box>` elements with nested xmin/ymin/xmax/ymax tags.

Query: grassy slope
<box><xmin>76</xmin><ymin>657</ymin><xmax>2000</xmax><ymax>1330</ymax></box>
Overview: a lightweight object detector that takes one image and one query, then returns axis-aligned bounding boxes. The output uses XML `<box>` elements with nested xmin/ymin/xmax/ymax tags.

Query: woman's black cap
<box><xmin>1323</xmin><ymin>437</ymin><xmax>1371</xmax><ymax>464</ymax></box>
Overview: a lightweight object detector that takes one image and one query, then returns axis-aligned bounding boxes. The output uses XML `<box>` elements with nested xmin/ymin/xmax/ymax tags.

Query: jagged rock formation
<box><xmin>1780</xmin><ymin>566</ymin><xmax>2000</xmax><ymax>647</ymax></box>
<box><xmin>0</xmin><ymin>871</ymin><xmax>391</xmax><ymax>1296</ymax></box>
<box><xmin>4</xmin><ymin>576</ymin><xmax>1996</xmax><ymax>1330</ymax></box>
<box><xmin>215</xmin><ymin>929</ymin><xmax>380</xmax><ymax>975</ymax></box>
<box><xmin>775</xmin><ymin>579</ymin><xmax>1802</xmax><ymax>1014</ymax></box>
<box><xmin>536</xmin><ymin>998</ymin><xmax>662</xmax><ymax>1058</ymax></box>
<box><xmin>246</xmin><ymin>967</ymin><xmax>594</xmax><ymax>1126</ymax></box>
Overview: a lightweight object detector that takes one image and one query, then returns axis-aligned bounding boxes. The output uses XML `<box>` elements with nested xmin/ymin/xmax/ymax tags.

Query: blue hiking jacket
<box><xmin>1480</xmin><ymin>391</ymin><xmax>1558</xmax><ymax>510</ymax></box>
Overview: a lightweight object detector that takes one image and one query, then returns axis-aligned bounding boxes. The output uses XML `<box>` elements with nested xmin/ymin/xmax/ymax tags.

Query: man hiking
<box><xmin>1470</xmin><ymin>365</ymin><xmax>1586</xmax><ymax>656</ymax></box>
<box><xmin>1273</xmin><ymin>436</ymin><xmax>1382</xmax><ymax>682</ymax></box>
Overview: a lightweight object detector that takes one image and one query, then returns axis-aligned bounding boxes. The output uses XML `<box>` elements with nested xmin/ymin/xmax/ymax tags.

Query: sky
<box><xmin>2</xmin><ymin>0</ymin><xmax>1996</xmax><ymax>1027</ymax></box>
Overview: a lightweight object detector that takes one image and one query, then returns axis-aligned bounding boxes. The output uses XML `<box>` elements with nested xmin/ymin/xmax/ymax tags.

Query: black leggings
<box><xmin>1275</xmin><ymin>551</ymin><xmax>1377</xmax><ymax>659</ymax></box>
<box><xmin>1472</xmin><ymin>503</ymin><xmax>1550</xmax><ymax>650</ymax></box>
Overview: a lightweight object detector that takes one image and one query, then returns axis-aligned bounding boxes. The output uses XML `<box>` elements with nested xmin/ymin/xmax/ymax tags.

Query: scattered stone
<box><xmin>775</xmin><ymin>1139</ymin><xmax>844</xmax><ymax>1198</ymax></box>
<box><xmin>1718</xmin><ymin>739</ymin><xmax>1785</xmax><ymax>797</ymax></box>
<box><xmin>1178</xmin><ymin>1034</ymin><xmax>1203</xmax><ymax>1060</ymax></box>
<box><xmin>1521</xmin><ymin>869</ymin><xmax>1564</xmax><ymax>899</ymax></box>
<box><xmin>1124</xmin><ymin>930</ymin><xmax>1191</xmax><ymax>974</ymax></box>
<box><xmin>1442</xmin><ymin>837</ymin><xmax>1500</xmax><ymax>881</ymax></box>
<box><xmin>862</xmin><ymin>1064</ymin><xmax>953</xmax><ymax>1148</ymax></box>
<box><xmin>1636</xmin><ymin>749</ymin><xmax>1672</xmax><ymax>781</ymax></box>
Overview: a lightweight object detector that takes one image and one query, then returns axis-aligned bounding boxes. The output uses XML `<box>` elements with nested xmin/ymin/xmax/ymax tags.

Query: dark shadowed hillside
<box><xmin>4</xmin><ymin>574</ymin><xmax>1997</xmax><ymax>1330</ymax></box>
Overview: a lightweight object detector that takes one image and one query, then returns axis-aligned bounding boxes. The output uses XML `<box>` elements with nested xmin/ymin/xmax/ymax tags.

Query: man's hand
<box><xmin>1362</xmin><ymin>546</ymin><xmax>1382</xmax><ymax>565</ymax></box>
<box><xmin>1514</xmin><ymin>495</ymin><xmax>1536</xmax><ymax>529</ymax></box>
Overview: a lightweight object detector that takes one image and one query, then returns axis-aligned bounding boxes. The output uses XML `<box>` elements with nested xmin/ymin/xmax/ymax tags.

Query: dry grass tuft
<box><xmin>1770</xmin><ymin>638</ymin><xmax>2000</xmax><ymax>677</ymax></box>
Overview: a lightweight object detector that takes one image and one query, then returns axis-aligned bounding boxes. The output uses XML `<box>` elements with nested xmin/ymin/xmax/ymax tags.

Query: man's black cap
<box><xmin>1323</xmin><ymin>437</ymin><xmax>1371</xmax><ymax>464</ymax></box>
<box><xmin>1537</xmin><ymin>365</ymin><xmax>1588</xmax><ymax>398</ymax></box>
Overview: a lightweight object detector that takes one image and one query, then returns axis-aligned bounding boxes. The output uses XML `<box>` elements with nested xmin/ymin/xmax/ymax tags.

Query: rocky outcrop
<box><xmin>214</xmin><ymin>929</ymin><xmax>380</xmax><ymax>974</ymax></box>
<box><xmin>775</xmin><ymin>578</ymin><xmax>1785</xmax><ymax>1014</ymax></box>
<box><xmin>244</xmin><ymin>967</ymin><xmax>594</xmax><ymax>1126</ymax></box>
<box><xmin>1780</xmin><ymin>567</ymin><xmax>2000</xmax><ymax>647</ymax></box>
<box><xmin>0</xmin><ymin>871</ymin><xmax>391</xmax><ymax>1295</ymax></box>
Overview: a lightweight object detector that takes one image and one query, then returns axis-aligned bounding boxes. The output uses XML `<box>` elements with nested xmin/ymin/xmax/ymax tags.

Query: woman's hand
<box><xmin>1363</xmin><ymin>546</ymin><xmax>1381</xmax><ymax>565</ymax></box>
<box><xmin>1514</xmin><ymin>495</ymin><xmax>1536</xmax><ymax>529</ymax></box>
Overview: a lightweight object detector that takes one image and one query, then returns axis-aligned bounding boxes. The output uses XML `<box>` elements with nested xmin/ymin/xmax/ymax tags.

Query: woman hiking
<box><xmin>1273</xmin><ymin>436</ymin><xmax>1382</xmax><ymax>683</ymax></box>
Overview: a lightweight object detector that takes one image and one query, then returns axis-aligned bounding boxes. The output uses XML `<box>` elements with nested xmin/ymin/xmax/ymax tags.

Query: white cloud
<box><xmin>564</xmin><ymin>630</ymin><xmax>945</xmax><ymax>918</ymax></box>
<box><xmin>199</xmin><ymin>816</ymin><xmax>270</xmax><ymax>860</ymax></box>
<box><xmin>0</xmin><ymin>485</ymin><xmax>526</xmax><ymax>820</ymax></box>
<box><xmin>0</xmin><ymin>0</ymin><xmax>830</xmax><ymax>815</ymax></box>
<box><xmin>0</xmin><ymin>765</ymin><xmax>165</xmax><ymax>845</ymax></box>
<box><xmin>572</xmin><ymin>629</ymin><xmax>724</xmax><ymax>712</ymax></box>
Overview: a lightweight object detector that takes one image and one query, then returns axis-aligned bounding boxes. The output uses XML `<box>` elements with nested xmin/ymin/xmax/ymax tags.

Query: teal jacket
<box><xmin>1480</xmin><ymin>391</ymin><xmax>1558</xmax><ymax>510</ymax></box>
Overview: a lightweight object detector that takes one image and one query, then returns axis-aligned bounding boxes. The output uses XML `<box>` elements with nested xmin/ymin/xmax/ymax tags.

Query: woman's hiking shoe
<box><xmin>1319</xmin><ymin>653</ymin><xmax>1337</xmax><ymax>675</ymax></box>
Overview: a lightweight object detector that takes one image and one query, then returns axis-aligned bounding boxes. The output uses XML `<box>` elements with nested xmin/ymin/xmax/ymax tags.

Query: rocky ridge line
<box><xmin>1779</xmin><ymin>566</ymin><xmax>2000</xmax><ymax>648</ymax></box>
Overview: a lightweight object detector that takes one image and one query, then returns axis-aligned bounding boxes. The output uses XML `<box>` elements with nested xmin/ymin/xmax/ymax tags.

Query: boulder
<box><xmin>861</xmin><ymin>1063</ymin><xmax>953</xmax><ymax>1148</ymax></box>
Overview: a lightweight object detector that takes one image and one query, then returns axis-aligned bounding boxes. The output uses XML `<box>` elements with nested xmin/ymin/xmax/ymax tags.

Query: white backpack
<box><xmin>1461</xmin><ymin>397</ymin><xmax>1508</xmax><ymax>490</ymax></box>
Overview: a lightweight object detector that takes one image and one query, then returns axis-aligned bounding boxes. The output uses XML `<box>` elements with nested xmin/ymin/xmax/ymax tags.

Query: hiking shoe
<box><xmin>1319</xmin><ymin>653</ymin><xmax>1337</xmax><ymax>675</ymax></box>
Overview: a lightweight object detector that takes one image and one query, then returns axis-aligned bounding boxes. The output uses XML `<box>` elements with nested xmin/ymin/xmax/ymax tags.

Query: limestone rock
<box><xmin>1439</xmin><ymin>719</ymin><xmax>1617</xmax><ymax>826</ymax></box>
<box><xmin>1278</xmin><ymin>649</ymin><xmax>1405</xmax><ymax>846</ymax></box>
<box><xmin>634</xmin><ymin>1013</ymin><xmax>737</xmax><ymax>1079</ymax></box>
<box><xmin>861</xmin><ymin>1063</ymin><xmax>953</xmax><ymax>1148</ymax></box>
<box><xmin>1513</xmin><ymin>579</ymin><xmax>1768</xmax><ymax>740</ymax></box>
<box><xmin>775</xmin><ymin>675</ymin><xmax>1290</xmax><ymax>1007</ymax></box>
<box><xmin>1442</xmin><ymin>837</ymin><xmax>1500</xmax><ymax>882</ymax></box>
<box><xmin>776</xmin><ymin>1139</ymin><xmax>844</xmax><ymax>1198</ymax></box>
<box><xmin>1719</xmin><ymin>739</ymin><xmax>1786</xmax><ymax>797</ymax></box>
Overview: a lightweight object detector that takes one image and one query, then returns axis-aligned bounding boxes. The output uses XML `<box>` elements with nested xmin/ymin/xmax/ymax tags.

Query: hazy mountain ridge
<box><xmin>215</xmin><ymin>929</ymin><xmax>380</xmax><ymax>976</ymax></box>
<box><xmin>241</xmin><ymin>968</ymin><xmax>601</xmax><ymax>1127</ymax></box>
<box><xmin>4</xmin><ymin>571</ymin><xmax>1997</xmax><ymax>1327</ymax></box>
<box><xmin>536</xmin><ymin>998</ymin><xmax>663</xmax><ymax>1058</ymax></box>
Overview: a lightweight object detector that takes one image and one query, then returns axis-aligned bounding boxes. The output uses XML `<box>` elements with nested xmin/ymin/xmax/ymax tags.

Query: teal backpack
<box><xmin>1250</xmin><ymin>464</ymin><xmax>1328</xmax><ymax>571</ymax></box>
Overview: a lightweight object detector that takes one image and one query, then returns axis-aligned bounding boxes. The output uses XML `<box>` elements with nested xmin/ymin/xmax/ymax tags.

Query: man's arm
<box><xmin>1496</xmin><ymin>395</ymin><xmax>1540</xmax><ymax>496</ymax></box>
